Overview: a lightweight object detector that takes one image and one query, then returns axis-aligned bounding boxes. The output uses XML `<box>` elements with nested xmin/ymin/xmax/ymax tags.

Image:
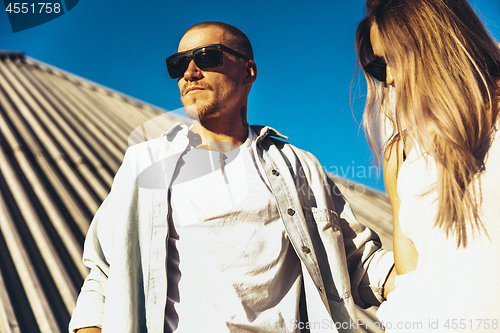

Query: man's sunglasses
<box><xmin>166</xmin><ymin>44</ymin><xmax>250</xmax><ymax>79</ymax></box>
<box><xmin>364</xmin><ymin>57</ymin><xmax>387</xmax><ymax>82</ymax></box>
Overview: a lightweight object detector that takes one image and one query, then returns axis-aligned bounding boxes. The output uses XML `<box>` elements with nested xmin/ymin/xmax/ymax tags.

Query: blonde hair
<box><xmin>356</xmin><ymin>0</ymin><xmax>500</xmax><ymax>247</ymax></box>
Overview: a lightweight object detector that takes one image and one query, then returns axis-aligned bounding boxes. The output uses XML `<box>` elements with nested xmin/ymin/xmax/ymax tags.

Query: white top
<box><xmin>377</xmin><ymin>128</ymin><xmax>500</xmax><ymax>332</ymax></box>
<box><xmin>165</xmin><ymin>128</ymin><xmax>301</xmax><ymax>332</ymax></box>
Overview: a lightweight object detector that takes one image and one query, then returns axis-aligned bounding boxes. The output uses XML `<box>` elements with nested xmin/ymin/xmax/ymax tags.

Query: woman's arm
<box><xmin>383</xmin><ymin>139</ymin><xmax>418</xmax><ymax>275</ymax></box>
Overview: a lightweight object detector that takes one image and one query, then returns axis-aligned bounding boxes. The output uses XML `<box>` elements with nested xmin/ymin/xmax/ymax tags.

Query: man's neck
<box><xmin>189</xmin><ymin>119</ymin><xmax>248</xmax><ymax>153</ymax></box>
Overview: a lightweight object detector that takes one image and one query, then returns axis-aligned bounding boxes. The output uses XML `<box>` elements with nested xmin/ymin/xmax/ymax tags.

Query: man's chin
<box><xmin>183</xmin><ymin>103</ymin><xmax>218</xmax><ymax>121</ymax></box>
<box><xmin>183</xmin><ymin>104</ymin><xmax>200</xmax><ymax>121</ymax></box>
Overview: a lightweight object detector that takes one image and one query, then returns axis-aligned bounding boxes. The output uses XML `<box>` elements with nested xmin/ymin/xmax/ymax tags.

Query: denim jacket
<box><xmin>69</xmin><ymin>124</ymin><xmax>393</xmax><ymax>333</ymax></box>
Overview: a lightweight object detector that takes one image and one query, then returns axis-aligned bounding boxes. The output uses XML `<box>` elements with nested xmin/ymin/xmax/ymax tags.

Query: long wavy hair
<box><xmin>356</xmin><ymin>0</ymin><xmax>500</xmax><ymax>247</ymax></box>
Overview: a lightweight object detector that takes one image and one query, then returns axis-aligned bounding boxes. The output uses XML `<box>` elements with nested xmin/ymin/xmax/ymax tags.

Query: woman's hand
<box><xmin>75</xmin><ymin>328</ymin><xmax>101</xmax><ymax>333</ymax></box>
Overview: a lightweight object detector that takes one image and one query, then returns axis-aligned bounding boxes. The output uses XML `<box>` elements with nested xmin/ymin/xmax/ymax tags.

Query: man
<box><xmin>69</xmin><ymin>22</ymin><xmax>395</xmax><ymax>333</ymax></box>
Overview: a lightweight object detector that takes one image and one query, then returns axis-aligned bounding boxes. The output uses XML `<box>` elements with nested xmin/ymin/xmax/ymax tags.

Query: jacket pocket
<box><xmin>303</xmin><ymin>207</ymin><xmax>341</xmax><ymax>232</ymax></box>
<box><xmin>302</xmin><ymin>207</ymin><xmax>351</xmax><ymax>303</ymax></box>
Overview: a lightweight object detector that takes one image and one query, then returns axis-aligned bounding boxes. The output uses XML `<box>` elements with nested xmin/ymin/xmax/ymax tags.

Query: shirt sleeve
<box><xmin>68</xmin><ymin>147</ymin><xmax>135</xmax><ymax>332</ymax></box>
<box><xmin>328</xmin><ymin>176</ymin><xmax>394</xmax><ymax>308</ymax></box>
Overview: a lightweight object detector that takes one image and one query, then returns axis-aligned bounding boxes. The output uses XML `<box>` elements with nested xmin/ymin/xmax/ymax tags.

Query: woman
<box><xmin>356</xmin><ymin>0</ymin><xmax>500</xmax><ymax>331</ymax></box>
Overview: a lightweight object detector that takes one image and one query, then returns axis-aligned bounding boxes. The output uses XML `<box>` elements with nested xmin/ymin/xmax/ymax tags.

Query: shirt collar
<box><xmin>162</xmin><ymin>123</ymin><xmax>289</xmax><ymax>148</ymax></box>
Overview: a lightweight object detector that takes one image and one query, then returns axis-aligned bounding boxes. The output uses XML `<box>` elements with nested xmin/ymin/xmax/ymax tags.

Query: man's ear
<box><xmin>244</xmin><ymin>60</ymin><xmax>257</xmax><ymax>84</ymax></box>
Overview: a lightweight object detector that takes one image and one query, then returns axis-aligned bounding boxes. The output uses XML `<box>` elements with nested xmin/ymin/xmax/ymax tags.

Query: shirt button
<box><xmin>318</xmin><ymin>286</ymin><xmax>324</xmax><ymax>293</ymax></box>
<box><xmin>272</xmin><ymin>169</ymin><xmax>279</xmax><ymax>176</ymax></box>
<box><xmin>287</xmin><ymin>208</ymin><xmax>295</xmax><ymax>216</ymax></box>
<box><xmin>302</xmin><ymin>246</ymin><xmax>311</xmax><ymax>254</ymax></box>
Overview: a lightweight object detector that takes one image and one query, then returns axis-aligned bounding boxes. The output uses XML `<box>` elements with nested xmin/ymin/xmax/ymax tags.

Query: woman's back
<box><xmin>378</xmin><ymin>128</ymin><xmax>500</xmax><ymax>332</ymax></box>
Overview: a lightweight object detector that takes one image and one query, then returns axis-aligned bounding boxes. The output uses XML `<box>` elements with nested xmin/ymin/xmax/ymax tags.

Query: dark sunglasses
<box><xmin>364</xmin><ymin>57</ymin><xmax>387</xmax><ymax>82</ymax></box>
<box><xmin>166</xmin><ymin>44</ymin><xmax>250</xmax><ymax>79</ymax></box>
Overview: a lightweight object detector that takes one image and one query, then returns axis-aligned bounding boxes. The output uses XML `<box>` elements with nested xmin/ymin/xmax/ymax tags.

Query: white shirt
<box><xmin>165</xmin><ymin>128</ymin><xmax>302</xmax><ymax>332</ymax></box>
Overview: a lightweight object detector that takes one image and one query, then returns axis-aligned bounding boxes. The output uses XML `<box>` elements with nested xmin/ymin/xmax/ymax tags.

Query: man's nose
<box><xmin>183</xmin><ymin>59</ymin><xmax>202</xmax><ymax>81</ymax></box>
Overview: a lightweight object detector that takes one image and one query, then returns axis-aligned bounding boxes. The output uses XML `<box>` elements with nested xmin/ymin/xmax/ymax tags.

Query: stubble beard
<box><xmin>183</xmin><ymin>99</ymin><xmax>222</xmax><ymax>121</ymax></box>
<box><xmin>181</xmin><ymin>82</ymin><xmax>237</xmax><ymax>122</ymax></box>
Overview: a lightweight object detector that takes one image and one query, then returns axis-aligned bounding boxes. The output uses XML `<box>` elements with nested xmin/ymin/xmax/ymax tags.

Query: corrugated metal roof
<box><xmin>0</xmin><ymin>51</ymin><xmax>189</xmax><ymax>333</ymax></box>
<box><xmin>0</xmin><ymin>51</ymin><xmax>393</xmax><ymax>333</ymax></box>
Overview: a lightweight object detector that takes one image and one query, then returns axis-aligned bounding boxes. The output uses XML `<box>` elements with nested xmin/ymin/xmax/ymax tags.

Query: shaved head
<box><xmin>184</xmin><ymin>22</ymin><xmax>253</xmax><ymax>60</ymax></box>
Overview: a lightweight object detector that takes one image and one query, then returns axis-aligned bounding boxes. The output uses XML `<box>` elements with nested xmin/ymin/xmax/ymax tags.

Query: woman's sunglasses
<box><xmin>166</xmin><ymin>44</ymin><xmax>250</xmax><ymax>79</ymax></box>
<box><xmin>364</xmin><ymin>57</ymin><xmax>387</xmax><ymax>82</ymax></box>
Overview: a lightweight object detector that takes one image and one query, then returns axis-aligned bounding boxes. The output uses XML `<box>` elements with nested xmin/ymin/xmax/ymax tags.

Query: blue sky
<box><xmin>2</xmin><ymin>0</ymin><xmax>500</xmax><ymax>192</ymax></box>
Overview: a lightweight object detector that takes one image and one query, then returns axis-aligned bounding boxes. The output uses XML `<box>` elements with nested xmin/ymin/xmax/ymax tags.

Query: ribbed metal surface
<box><xmin>0</xmin><ymin>51</ymin><xmax>393</xmax><ymax>333</ymax></box>
<box><xmin>0</xmin><ymin>51</ymin><xmax>188</xmax><ymax>333</ymax></box>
